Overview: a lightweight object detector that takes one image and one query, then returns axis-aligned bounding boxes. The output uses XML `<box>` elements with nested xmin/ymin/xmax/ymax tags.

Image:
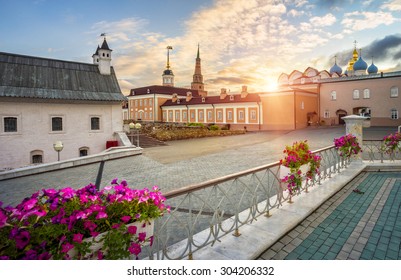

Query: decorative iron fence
<box><xmin>362</xmin><ymin>140</ymin><xmax>401</xmax><ymax>162</ymax></box>
<box><xmin>141</xmin><ymin>145</ymin><xmax>348</xmax><ymax>260</ymax></box>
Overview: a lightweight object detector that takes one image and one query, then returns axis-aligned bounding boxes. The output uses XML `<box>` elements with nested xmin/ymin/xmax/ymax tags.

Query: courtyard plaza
<box><xmin>0</xmin><ymin>126</ymin><xmax>399</xmax><ymax>260</ymax></box>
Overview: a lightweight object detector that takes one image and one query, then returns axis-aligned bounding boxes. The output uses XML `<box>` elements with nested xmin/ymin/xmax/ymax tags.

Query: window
<box><xmin>149</xmin><ymin>111</ymin><xmax>153</xmax><ymax>120</ymax></box>
<box><xmin>353</xmin><ymin>90</ymin><xmax>360</xmax><ymax>99</ymax></box>
<box><xmin>250</xmin><ymin>110</ymin><xmax>257</xmax><ymax>120</ymax></box>
<box><xmin>331</xmin><ymin>91</ymin><xmax>337</xmax><ymax>101</ymax></box>
<box><xmin>135</xmin><ymin>100</ymin><xmax>138</xmax><ymax>106</ymax></box>
<box><xmin>390</xmin><ymin>87</ymin><xmax>399</xmax><ymax>98</ymax></box>
<box><xmin>163</xmin><ymin>111</ymin><xmax>167</xmax><ymax>121</ymax></box>
<box><xmin>182</xmin><ymin>111</ymin><xmax>187</xmax><ymax>121</ymax></box>
<box><xmin>324</xmin><ymin>110</ymin><xmax>330</xmax><ymax>118</ymax></box>
<box><xmin>4</xmin><ymin>117</ymin><xmax>17</xmax><ymax>132</ymax></box>
<box><xmin>301</xmin><ymin>101</ymin><xmax>304</xmax><ymax>110</ymax></box>
<box><xmin>229</xmin><ymin>95</ymin><xmax>234</xmax><ymax>101</ymax></box>
<box><xmin>191</xmin><ymin>111</ymin><xmax>195</xmax><ymax>119</ymax></box>
<box><xmin>79</xmin><ymin>147</ymin><xmax>89</xmax><ymax>157</ymax></box>
<box><xmin>175</xmin><ymin>111</ymin><xmax>180</xmax><ymax>121</ymax></box>
<box><xmin>217</xmin><ymin>111</ymin><xmax>223</xmax><ymax>121</ymax></box>
<box><xmin>208</xmin><ymin>111</ymin><xmax>213</xmax><ymax>121</ymax></box>
<box><xmin>30</xmin><ymin>150</ymin><xmax>43</xmax><ymax>164</ymax></box>
<box><xmin>51</xmin><ymin>117</ymin><xmax>63</xmax><ymax>131</ymax></box>
<box><xmin>227</xmin><ymin>111</ymin><xmax>233</xmax><ymax>121</ymax></box>
<box><xmin>391</xmin><ymin>109</ymin><xmax>399</xmax><ymax>119</ymax></box>
<box><xmin>144</xmin><ymin>112</ymin><xmax>148</xmax><ymax>119</ymax></box>
<box><xmin>149</xmin><ymin>99</ymin><xmax>153</xmax><ymax>106</ymax></box>
<box><xmin>168</xmin><ymin>111</ymin><xmax>173</xmax><ymax>121</ymax></box>
<box><xmin>199</xmin><ymin>110</ymin><xmax>204</xmax><ymax>120</ymax></box>
<box><xmin>144</xmin><ymin>99</ymin><xmax>148</xmax><ymax>106</ymax></box>
<box><xmin>238</xmin><ymin>111</ymin><xmax>244</xmax><ymax>120</ymax></box>
<box><xmin>363</xmin><ymin>89</ymin><xmax>370</xmax><ymax>99</ymax></box>
<box><xmin>91</xmin><ymin>117</ymin><xmax>100</xmax><ymax>130</ymax></box>
<box><xmin>139</xmin><ymin>100</ymin><xmax>143</xmax><ymax>106</ymax></box>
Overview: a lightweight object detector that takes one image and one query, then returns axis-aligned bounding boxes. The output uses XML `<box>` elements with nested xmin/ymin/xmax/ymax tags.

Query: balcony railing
<box><xmin>362</xmin><ymin>140</ymin><xmax>401</xmax><ymax>162</ymax></box>
<box><xmin>140</xmin><ymin>145</ymin><xmax>348</xmax><ymax>260</ymax></box>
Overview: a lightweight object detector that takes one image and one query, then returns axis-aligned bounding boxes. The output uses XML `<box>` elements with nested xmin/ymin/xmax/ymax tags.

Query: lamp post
<box><xmin>53</xmin><ymin>141</ymin><xmax>64</xmax><ymax>161</ymax></box>
<box><xmin>135</xmin><ymin>123</ymin><xmax>142</xmax><ymax>147</ymax></box>
<box><xmin>129</xmin><ymin>122</ymin><xmax>135</xmax><ymax>145</ymax></box>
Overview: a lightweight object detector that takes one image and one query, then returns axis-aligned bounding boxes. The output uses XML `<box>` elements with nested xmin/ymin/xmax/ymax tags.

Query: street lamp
<box><xmin>134</xmin><ymin>123</ymin><xmax>142</xmax><ymax>147</ymax></box>
<box><xmin>53</xmin><ymin>141</ymin><xmax>64</xmax><ymax>161</ymax></box>
<box><xmin>129</xmin><ymin>122</ymin><xmax>135</xmax><ymax>145</ymax></box>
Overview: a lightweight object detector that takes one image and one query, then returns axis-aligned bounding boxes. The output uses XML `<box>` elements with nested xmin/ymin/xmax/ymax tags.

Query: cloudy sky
<box><xmin>1</xmin><ymin>0</ymin><xmax>401</xmax><ymax>95</ymax></box>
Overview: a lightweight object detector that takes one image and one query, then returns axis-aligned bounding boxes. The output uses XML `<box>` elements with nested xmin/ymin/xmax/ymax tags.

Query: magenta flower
<box><xmin>121</xmin><ymin>216</ymin><xmax>131</xmax><ymax>223</ymax></box>
<box><xmin>138</xmin><ymin>232</ymin><xmax>147</xmax><ymax>242</ymax></box>
<box><xmin>61</xmin><ymin>242</ymin><xmax>74</xmax><ymax>253</ymax></box>
<box><xmin>14</xmin><ymin>231</ymin><xmax>30</xmax><ymax>250</ymax></box>
<box><xmin>96</xmin><ymin>212</ymin><xmax>108</xmax><ymax>219</ymax></box>
<box><xmin>73</xmin><ymin>233</ymin><xmax>83</xmax><ymax>244</ymax></box>
<box><xmin>0</xmin><ymin>210</ymin><xmax>7</xmax><ymax>228</ymax></box>
<box><xmin>111</xmin><ymin>178</ymin><xmax>118</xmax><ymax>185</ymax></box>
<box><xmin>128</xmin><ymin>242</ymin><xmax>141</xmax><ymax>256</ymax></box>
<box><xmin>127</xmin><ymin>225</ymin><xmax>137</xmax><ymax>235</ymax></box>
<box><xmin>97</xmin><ymin>250</ymin><xmax>104</xmax><ymax>260</ymax></box>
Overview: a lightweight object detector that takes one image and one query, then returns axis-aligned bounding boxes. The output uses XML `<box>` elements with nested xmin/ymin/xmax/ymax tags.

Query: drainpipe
<box><xmin>212</xmin><ymin>104</ymin><xmax>215</xmax><ymax>124</ymax></box>
<box><xmin>294</xmin><ymin>91</ymin><xmax>297</xmax><ymax>130</ymax></box>
<box><xmin>258</xmin><ymin>101</ymin><xmax>261</xmax><ymax>131</ymax></box>
<box><xmin>186</xmin><ymin>105</ymin><xmax>189</xmax><ymax>123</ymax></box>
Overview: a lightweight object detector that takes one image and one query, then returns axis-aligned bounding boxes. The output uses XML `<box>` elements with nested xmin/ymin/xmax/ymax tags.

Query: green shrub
<box><xmin>187</xmin><ymin>123</ymin><xmax>205</xmax><ymax>128</ymax></box>
<box><xmin>209</xmin><ymin>124</ymin><xmax>220</xmax><ymax>131</ymax></box>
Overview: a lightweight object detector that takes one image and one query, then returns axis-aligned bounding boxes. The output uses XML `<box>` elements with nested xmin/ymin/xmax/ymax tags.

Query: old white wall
<box><xmin>0</xmin><ymin>101</ymin><xmax>123</xmax><ymax>170</ymax></box>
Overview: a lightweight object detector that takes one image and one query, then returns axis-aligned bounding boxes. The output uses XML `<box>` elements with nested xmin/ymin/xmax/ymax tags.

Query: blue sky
<box><xmin>2</xmin><ymin>0</ymin><xmax>401</xmax><ymax>94</ymax></box>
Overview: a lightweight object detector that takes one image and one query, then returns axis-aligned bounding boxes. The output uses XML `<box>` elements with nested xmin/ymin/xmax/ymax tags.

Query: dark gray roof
<box><xmin>0</xmin><ymin>52</ymin><xmax>126</xmax><ymax>102</ymax></box>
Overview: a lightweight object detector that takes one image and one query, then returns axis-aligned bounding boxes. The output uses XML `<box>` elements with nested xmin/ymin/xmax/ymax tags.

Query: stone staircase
<box><xmin>127</xmin><ymin>133</ymin><xmax>167</xmax><ymax>148</ymax></box>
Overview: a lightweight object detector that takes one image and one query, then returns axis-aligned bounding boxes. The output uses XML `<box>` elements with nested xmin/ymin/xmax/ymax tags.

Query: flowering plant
<box><xmin>0</xmin><ymin>179</ymin><xmax>169</xmax><ymax>260</ymax></box>
<box><xmin>382</xmin><ymin>132</ymin><xmax>401</xmax><ymax>154</ymax></box>
<box><xmin>280</xmin><ymin>140</ymin><xmax>321</xmax><ymax>195</ymax></box>
<box><xmin>334</xmin><ymin>134</ymin><xmax>362</xmax><ymax>158</ymax></box>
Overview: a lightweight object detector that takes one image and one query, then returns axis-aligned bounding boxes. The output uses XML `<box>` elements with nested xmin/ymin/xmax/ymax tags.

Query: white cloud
<box><xmin>342</xmin><ymin>11</ymin><xmax>396</xmax><ymax>31</ymax></box>
<box><xmin>382</xmin><ymin>0</ymin><xmax>401</xmax><ymax>11</ymax></box>
<box><xmin>310</xmin><ymin>13</ymin><xmax>336</xmax><ymax>27</ymax></box>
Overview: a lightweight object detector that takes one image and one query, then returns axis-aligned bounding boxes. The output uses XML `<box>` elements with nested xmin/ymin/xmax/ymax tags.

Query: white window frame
<box><xmin>89</xmin><ymin>116</ymin><xmax>102</xmax><ymax>132</ymax></box>
<box><xmin>324</xmin><ymin>110</ymin><xmax>330</xmax><ymax>119</ymax></box>
<box><xmin>391</xmin><ymin>109</ymin><xmax>399</xmax><ymax>119</ymax></box>
<box><xmin>250</xmin><ymin>109</ymin><xmax>257</xmax><ymax>121</ymax></box>
<box><xmin>353</xmin><ymin>89</ymin><xmax>360</xmax><ymax>99</ymax></box>
<box><xmin>390</xmin><ymin>87</ymin><xmax>399</xmax><ymax>98</ymax></box>
<box><xmin>227</xmin><ymin>111</ymin><xmax>233</xmax><ymax>121</ymax></box>
<box><xmin>207</xmin><ymin>111</ymin><xmax>213</xmax><ymax>121</ymax></box>
<box><xmin>1</xmin><ymin>115</ymin><xmax>21</xmax><ymax>135</ymax></box>
<box><xmin>331</xmin><ymin>91</ymin><xmax>337</xmax><ymax>101</ymax></box>
<box><xmin>217</xmin><ymin>111</ymin><xmax>223</xmax><ymax>121</ymax></box>
<box><xmin>49</xmin><ymin>115</ymin><xmax>65</xmax><ymax>134</ymax></box>
<box><xmin>363</xmin><ymin>89</ymin><xmax>370</xmax><ymax>99</ymax></box>
<box><xmin>238</xmin><ymin>110</ymin><xmax>245</xmax><ymax>121</ymax></box>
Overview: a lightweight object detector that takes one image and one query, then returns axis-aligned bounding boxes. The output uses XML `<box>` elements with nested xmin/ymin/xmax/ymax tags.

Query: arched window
<box><xmin>30</xmin><ymin>150</ymin><xmax>44</xmax><ymax>164</ymax></box>
<box><xmin>79</xmin><ymin>147</ymin><xmax>89</xmax><ymax>157</ymax></box>
<box><xmin>331</xmin><ymin>91</ymin><xmax>337</xmax><ymax>101</ymax></box>
<box><xmin>353</xmin><ymin>89</ymin><xmax>360</xmax><ymax>99</ymax></box>
<box><xmin>390</xmin><ymin>87</ymin><xmax>399</xmax><ymax>98</ymax></box>
<box><xmin>363</xmin><ymin>89</ymin><xmax>370</xmax><ymax>99</ymax></box>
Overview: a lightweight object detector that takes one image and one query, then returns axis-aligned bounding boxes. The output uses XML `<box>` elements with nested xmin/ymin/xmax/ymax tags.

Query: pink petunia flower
<box><xmin>127</xmin><ymin>225</ymin><xmax>137</xmax><ymax>235</ymax></box>
<box><xmin>73</xmin><ymin>233</ymin><xmax>84</xmax><ymax>244</ymax></box>
<box><xmin>128</xmin><ymin>242</ymin><xmax>141</xmax><ymax>256</ymax></box>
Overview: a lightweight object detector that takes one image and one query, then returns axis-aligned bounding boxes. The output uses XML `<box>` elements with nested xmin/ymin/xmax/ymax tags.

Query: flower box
<box><xmin>0</xmin><ymin>179</ymin><xmax>169</xmax><ymax>260</ymax></box>
<box><xmin>68</xmin><ymin>220</ymin><xmax>155</xmax><ymax>260</ymax></box>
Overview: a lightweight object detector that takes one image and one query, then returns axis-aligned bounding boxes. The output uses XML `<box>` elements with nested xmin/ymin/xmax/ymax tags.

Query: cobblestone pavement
<box><xmin>257</xmin><ymin>171</ymin><xmax>401</xmax><ymax>260</ymax></box>
<box><xmin>0</xmin><ymin>126</ymin><xmax>395</xmax><ymax>206</ymax></box>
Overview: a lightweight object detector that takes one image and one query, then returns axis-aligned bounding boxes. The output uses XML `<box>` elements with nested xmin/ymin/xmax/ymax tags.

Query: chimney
<box><xmin>172</xmin><ymin>93</ymin><xmax>178</xmax><ymax>102</ymax></box>
<box><xmin>186</xmin><ymin>91</ymin><xmax>193</xmax><ymax>102</ymax></box>
<box><xmin>241</xmin><ymin>85</ymin><xmax>248</xmax><ymax>98</ymax></box>
<box><xmin>220</xmin><ymin>88</ymin><xmax>227</xmax><ymax>100</ymax></box>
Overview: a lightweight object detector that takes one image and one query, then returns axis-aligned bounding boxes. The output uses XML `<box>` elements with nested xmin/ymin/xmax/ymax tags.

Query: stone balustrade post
<box><xmin>342</xmin><ymin>115</ymin><xmax>367</xmax><ymax>159</ymax></box>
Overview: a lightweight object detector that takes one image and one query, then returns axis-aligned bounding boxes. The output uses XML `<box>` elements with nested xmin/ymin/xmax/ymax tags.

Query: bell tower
<box><xmin>162</xmin><ymin>46</ymin><xmax>174</xmax><ymax>87</ymax></box>
<box><xmin>93</xmin><ymin>35</ymin><xmax>112</xmax><ymax>75</ymax></box>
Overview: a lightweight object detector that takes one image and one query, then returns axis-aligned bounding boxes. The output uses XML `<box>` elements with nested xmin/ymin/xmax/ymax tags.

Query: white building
<box><xmin>0</xmin><ymin>38</ymin><xmax>126</xmax><ymax>170</ymax></box>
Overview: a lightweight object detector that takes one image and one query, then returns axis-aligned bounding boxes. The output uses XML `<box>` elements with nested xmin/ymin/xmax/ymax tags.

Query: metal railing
<box><xmin>140</xmin><ymin>145</ymin><xmax>349</xmax><ymax>260</ymax></box>
<box><xmin>362</xmin><ymin>140</ymin><xmax>401</xmax><ymax>162</ymax></box>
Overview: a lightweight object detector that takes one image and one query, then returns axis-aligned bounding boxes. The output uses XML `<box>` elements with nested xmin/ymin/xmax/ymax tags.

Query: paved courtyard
<box><xmin>0</xmin><ymin>126</ymin><xmax>395</xmax><ymax>207</ymax></box>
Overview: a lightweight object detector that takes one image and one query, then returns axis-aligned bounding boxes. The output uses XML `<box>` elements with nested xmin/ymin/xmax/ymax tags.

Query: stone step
<box><xmin>127</xmin><ymin>133</ymin><xmax>167</xmax><ymax>148</ymax></box>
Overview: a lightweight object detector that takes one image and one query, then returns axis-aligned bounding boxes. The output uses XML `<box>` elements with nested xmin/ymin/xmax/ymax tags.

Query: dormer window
<box><xmin>147</xmin><ymin>89</ymin><xmax>150</xmax><ymax>94</ymax></box>
<box><xmin>229</xmin><ymin>95</ymin><xmax>234</xmax><ymax>101</ymax></box>
<box><xmin>202</xmin><ymin>97</ymin><xmax>205</xmax><ymax>102</ymax></box>
<box><xmin>177</xmin><ymin>99</ymin><xmax>180</xmax><ymax>104</ymax></box>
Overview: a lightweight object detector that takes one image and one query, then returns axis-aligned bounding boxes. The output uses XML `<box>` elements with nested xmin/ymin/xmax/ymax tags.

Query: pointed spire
<box><xmin>197</xmin><ymin>43</ymin><xmax>200</xmax><ymax>59</ymax></box>
<box><xmin>101</xmin><ymin>38</ymin><xmax>111</xmax><ymax>50</ymax></box>
<box><xmin>166</xmin><ymin>46</ymin><xmax>173</xmax><ymax>69</ymax></box>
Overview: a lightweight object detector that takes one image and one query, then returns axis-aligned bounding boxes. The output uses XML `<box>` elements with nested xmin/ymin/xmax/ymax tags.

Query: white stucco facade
<box><xmin>0</xmin><ymin>100</ymin><xmax>123</xmax><ymax>170</ymax></box>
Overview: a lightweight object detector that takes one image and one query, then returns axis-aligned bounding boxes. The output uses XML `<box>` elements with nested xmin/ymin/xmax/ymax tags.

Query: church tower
<box><xmin>93</xmin><ymin>36</ymin><xmax>112</xmax><ymax>75</ymax></box>
<box><xmin>162</xmin><ymin>46</ymin><xmax>174</xmax><ymax>87</ymax></box>
<box><xmin>191</xmin><ymin>44</ymin><xmax>204</xmax><ymax>91</ymax></box>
